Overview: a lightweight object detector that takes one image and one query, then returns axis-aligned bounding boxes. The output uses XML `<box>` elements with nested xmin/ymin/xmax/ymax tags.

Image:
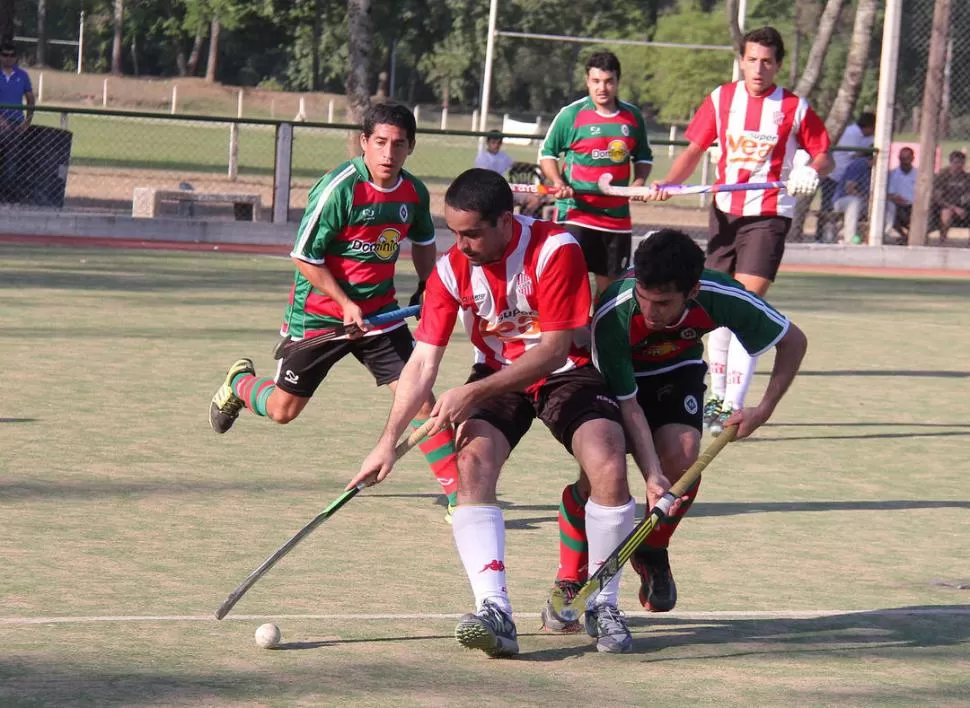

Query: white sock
<box><xmin>585</xmin><ymin>497</ymin><xmax>636</xmax><ymax>609</ymax></box>
<box><xmin>725</xmin><ymin>333</ymin><xmax>758</xmax><ymax>409</ymax></box>
<box><xmin>452</xmin><ymin>505</ymin><xmax>511</xmax><ymax>613</ymax></box>
<box><xmin>707</xmin><ymin>327</ymin><xmax>731</xmax><ymax>399</ymax></box>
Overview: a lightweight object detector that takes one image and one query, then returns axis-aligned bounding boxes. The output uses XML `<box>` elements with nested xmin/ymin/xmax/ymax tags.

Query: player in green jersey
<box><xmin>208</xmin><ymin>103</ymin><xmax>461</xmax><ymax>519</ymax></box>
<box><xmin>542</xmin><ymin>229</ymin><xmax>808</xmax><ymax>631</ymax></box>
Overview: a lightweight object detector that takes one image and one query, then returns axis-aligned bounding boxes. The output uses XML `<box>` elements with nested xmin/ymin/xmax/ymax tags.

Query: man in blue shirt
<box><xmin>1</xmin><ymin>42</ymin><xmax>35</xmax><ymax>203</ymax></box>
<box><xmin>833</xmin><ymin>152</ymin><xmax>872</xmax><ymax>244</ymax></box>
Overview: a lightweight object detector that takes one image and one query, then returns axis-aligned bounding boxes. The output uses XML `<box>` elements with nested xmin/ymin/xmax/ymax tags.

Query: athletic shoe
<box><xmin>630</xmin><ymin>546</ymin><xmax>677</xmax><ymax>612</ymax></box>
<box><xmin>455</xmin><ymin>599</ymin><xmax>519</xmax><ymax>658</ymax></box>
<box><xmin>709</xmin><ymin>403</ymin><xmax>734</xmax><ymax>437</ymax></box>
<box><xmin>209</xmin><ymin>358</ymin><xmax>255</xmax><ymax>434</ymax></box>
<box><xmin>540</xmin><ymin>580</ymin><xmax>583</xmax><ymax>633</ymax></box>
<box><xmin>583</xmin><ymin>603</ymin><xmax>633</xmax><ymax>654</ymax></box>
<box><xmin>445</xmin><ymin>502</ymin><xmax>456</xmax><ymax>524</ymax></box>
<box><xmin>702</xmin><ymin>395</ymin><xmax>724</xmax><ymax>431</ymax></box>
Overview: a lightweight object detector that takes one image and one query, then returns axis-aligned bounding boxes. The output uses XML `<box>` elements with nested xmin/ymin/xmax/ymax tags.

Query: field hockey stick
<box><xmin>214</xmin><ymin>419</ymin><xmax>435</xmax><ymax>620</ymax></box>
<box><xmin>550</xmin><ymin>425</ymin><xmax>738</xmax><ymax>622</ymax></box>
<box><xmin>273</xmin><ymin>304</ymin><xmax>422</xmax><ymax>359</ymax></box>
<box><xmin>597</xmin><ymin>173</ymin><xmax>786</xmax><ymax>198</ymax></box>
<box><xmin>509</xmin><ymin>183</ymin><xmax>561</xmax><ymax>196</ymax></box>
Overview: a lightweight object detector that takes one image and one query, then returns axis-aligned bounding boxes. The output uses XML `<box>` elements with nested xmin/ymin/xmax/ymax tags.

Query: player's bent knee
<box><xmin>455</xmin><ymin>448</ymin><xmax>500</xmax><ymax>502</ymax></box>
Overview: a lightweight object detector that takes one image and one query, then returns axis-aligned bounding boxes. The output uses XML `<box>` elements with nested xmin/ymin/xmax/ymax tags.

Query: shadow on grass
<box><xmin>749</xmin><ymin>430</ymin><xmax>970</xmax><ymax>442</ymax></box>
<box><xmin>759</xmin><ymin>369</ymin><xmax>969</xmax><ymax>378</ymax></box>
<box><xmin>522</xmin><ymin>604</ymin><xmax>970</xmax><ymax>663</ymax></box>
<box><xmin>0</xmin><ymin>418</ymin><xmax>37</xmax><ymax>423</ymax></box>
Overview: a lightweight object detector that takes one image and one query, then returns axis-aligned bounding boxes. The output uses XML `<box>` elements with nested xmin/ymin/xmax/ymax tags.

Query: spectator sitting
<box><xmin>833</xmin><ymin>152</ymin><xmax>873</xmax><ymax>244</ymax></box>
<box><xmin>475</xmin><ymin>130</ymin><xmax>515</xmax><ymax>176</ymax></box>
<box><xmin>932</xmin><ymin>150</ymin><xmax>970</xmax><ymax>245</ymax></box>
<box><xmin>818</xmin><ymin>112</ymin><xmax>875</xmax><ymax>239</ymax></box>
<box><xmin>886</xmin><ymin>147</ymin><xmax>916</xmax><ymax>244</ymax></box>
<box><xmin>0</xmin><ymin>41</ymin><xmax>35</xmax><ymax>204</ymax></box>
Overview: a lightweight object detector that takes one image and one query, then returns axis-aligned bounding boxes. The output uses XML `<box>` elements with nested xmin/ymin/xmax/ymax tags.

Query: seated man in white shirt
<box><xmin>819</xmin><ymin>112</ymin><xmax>875</xmax><ymax>240</ymax></box>
<box><xmin>474</xmin><ymin>131</ymin><xmax>515</xmax><ymax>175</ymax></box>
<box><xmin>886</xmin><ymin>147</ymin><xmax>916</xmax><ymax>243</ymax></box>
<box><xmin>833</xmin><ymin>153</ymin><xmax>873</xmax><ymax>244</ymax></box>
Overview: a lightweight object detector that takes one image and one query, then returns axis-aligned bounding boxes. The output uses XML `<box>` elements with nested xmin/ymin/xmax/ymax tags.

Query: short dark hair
<box><xmin>857</xmin><ymin>112</ymin><xmax>876</xmax><ymax>130</ymax></box>
<box><xmin>739</xmin><ymin>26</ymin><xmax>785</xmax><ymax>63</ymax></box>
<box><xmin>0</xmin><ymin>41</ymin><xmax>17</xmax><ymax>55</ymax></box>
<box><xmin>445</xmin><ymin>168</ymin><xmax>514</xmax><ymax>225</ymax></box>
<box><xmin>949</xmin><ymin>150</ymin><xmax>966</xmax><ymax>161</ymax></box>
<box><xmin>486</xmin><ymin>130</ymin><xmax>503</xmax><ymax>141</ymax></box>
<box><xmin>362</xmin><ymin>102</ymin><xmax>416</xmax><ymax>145</ymax></box>
<box><xmin>899</xmin><ymin>147</ymin><xmax>915</xmax><ymax>157</ymax></box>
<box><xmin>633</xmin><ymin>229</ymin><xmax>705</xmax><ymax>296</ymax></box>
<box><xmin>585</xmin><ymin>51</ymin><xmax>621</xmax><ymax>80</ymax></box>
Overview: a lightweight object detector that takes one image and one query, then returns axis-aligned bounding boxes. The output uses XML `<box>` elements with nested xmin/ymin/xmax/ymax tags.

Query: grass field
<box><xmin>2</xmin><ymin>243</ymin><xmax>969</xmax><ymax>706</ymax></box>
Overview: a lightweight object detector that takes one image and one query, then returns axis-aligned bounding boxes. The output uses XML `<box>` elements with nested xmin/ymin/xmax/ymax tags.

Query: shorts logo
<box><xmin>596</xmin><ymin>394</ymin><xmax>619</xmax><ymax>409</ymax></box>
<box><xmin>621</xmin><ymin>124</ymin><xmax>630</xmax><ymax>137</ymax></box>
<box><xmin>399</xmin><ymin>204</ymin><xmax>409</xmax><ymax>222</ymax></box>
<box><xmin>352</xmin><ymin>228</ymin><xmax>401</xmax><ymax>261</ymax></box>
<box><xmin>284</xmin><ymin>370</ymin><xmax>299</xmax><ymax>384</ymax></box>
<box><xmin>684</xmin><ymin>394</ymin><xmax>698</xmax><ymax>415</ymax></box>
<box><xmin>592</xmin><ymin>139</ymin><xmax>629</xmax><ymax>164</ymax></box>
<box><xmin>681</xmin><ymin>328</ymin><xmax>698</xmax><ymax>340</ymax></box>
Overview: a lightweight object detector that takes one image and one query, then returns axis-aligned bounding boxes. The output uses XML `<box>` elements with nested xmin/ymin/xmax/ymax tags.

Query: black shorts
<box><xmin>706</xmin><ymin>207</ymin><xmax>792</xmax><ymax>282</ymax></box>
<box><xmin>465</xmin><ymin>364</ymin><xmax>621</xmax><ymax>455</ymax></box>
<box><xmin>634</xmin><ymin>363</ymin><xmax>707</xmax><ymax>433</ymax></box>
<box><xmin>275</xmin><ymin>325</ymin><xmax>414</xmax><ymax>397</ymax></box>
<box><xmin>562</xmin><ymin>223</ymin><xmax>632</xmax><ymax>278</ymax></box>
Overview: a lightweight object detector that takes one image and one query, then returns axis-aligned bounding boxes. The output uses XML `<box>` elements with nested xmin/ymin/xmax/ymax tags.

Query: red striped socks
<box><xmin>232</xmin><ymin>373</ymin><xmax>274</xmax><ymax>417</ymax></box>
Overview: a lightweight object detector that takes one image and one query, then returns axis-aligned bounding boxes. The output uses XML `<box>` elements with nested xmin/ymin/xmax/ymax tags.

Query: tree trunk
<box><xmin>794</xmin><ymin>0</ymin><xmax>845</xmax><ymax>98</ymax></box>
<box><xmin>345</xmin><ymin>0</ymin><xmax>372</xmax><ymax>157</ymax></box>
<box><xmin>205</xmin><ymin>16</ymin><xmax>220</xmax><ymax>83</ymax></box>
<box><xmin>129</xmin><ymin>30</ymin><xmax>138</xmax><ymax>76</ymax></box>
<box><xmin>311</xmin><ymin>0</ymin><xmax>321</xmax><ymax>90</ymax></box>
<box><xmin>789</xmin><ymin>0</ymin><xmax>879</xmax><ymax>241</ymax></box>
<box><xmin>36</xmin><ymin>0</ymin><xmax>46</xmax><ymax>67</ymax></box>
<box><xmin>111</xmin><ymin>0</ymin><xmax>124</xmax><ymax>75</ymax></box>
<box><xmin>1</xmin><ymin>0</ymin><xmax>16</xmax><ymax>44</ymax></box>
<box><xmin>910</xmin><ymin>0</ymin><xmax>952</xmax><ymax>247</ymax></box>
<box><xmin>173</xmin><ymin>38</ymin><xmax>187</xmax><ymax>76</ymax></box>
<box><xmin>187</xmin><ymin>23</ymin><xmax>204</xmax><ymax>76</ymax></box>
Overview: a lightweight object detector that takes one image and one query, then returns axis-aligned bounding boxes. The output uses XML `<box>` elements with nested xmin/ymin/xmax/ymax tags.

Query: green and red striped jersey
<box><xmin>283</xmin><ymin>156</ymin><xmax>435</xmax><ymax>340</ymax></box>
<box><xmin>539</xmin><ymin>97</ymin><xmax>653</xmax><ymax>233</ymax></box>
<box><xmin>592</xmin><ymin>270</ymin><xmax>789</xmax><ymax>399</ymax></box>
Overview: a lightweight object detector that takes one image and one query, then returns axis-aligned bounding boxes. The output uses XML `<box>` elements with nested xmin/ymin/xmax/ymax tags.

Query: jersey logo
<box><xmin>352</xmin><ymin>228</ymin><xmax>401</xmax><ymax>261</ymax></box>
<box><xmin>644</xmin><ymin>341</ymin><xmax>680</xmax><ymax>358</ymax></box>
<box><xmin>725</xmin><ymin>131</ymin><xmax>779</xmax><ymax>166</ymax></box>
<box><xmin>621</xmin><ymin>124</ymin><xmax>630</xmax><ymax>137</ymax></box>
<box><xmin>399</xmin><ymin>204</ymin><xmax>409</xmax><ymax>222</ymax></box>
<box><xmin>514</xmin><ymin>273</ymin><xmax>534</xmax><ymax>298</ymax></box>
<box><xmin>479</xmin><ymin>309</ymin><xmax>540</xmax><ymax>340</ymax></box>
<box><xmin>681</xmin><ymin>328</ymin><xmax>698</xmax><ymax>340</ymax></box>
<box><xmin>360</xmin><ymin>207</ymin><xmax>376</xmax><ymax>220</ymax></box>
<box><xmin>773</xmin><ymin>111</ymin><xmax>785</xmax><ymax>126</ymax></box>
<box><xmin>684</xmin><ymin>394</ymin><xmax>698</xmax><ymax>415</ymax></box>
<box><xmin>589</xmin><ymin>126</ymin><xmax>601</xmax><ymax>135</ymax></box>
<box><xmin>592</xmin><ymin>139</ymin><xmax>629</xmax><ymax>164</ymax></box>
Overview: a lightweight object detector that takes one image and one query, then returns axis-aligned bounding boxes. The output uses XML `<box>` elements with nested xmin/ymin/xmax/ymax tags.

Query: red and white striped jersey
<box><xmin>685</xmin><ymin>81</ymin><xmax>830</xmax><ymax>218</ymax></box>
<box><xmin>415</xmin><ymin>216</ymin><xmax>592</xmax><ymax>381</ymax></box>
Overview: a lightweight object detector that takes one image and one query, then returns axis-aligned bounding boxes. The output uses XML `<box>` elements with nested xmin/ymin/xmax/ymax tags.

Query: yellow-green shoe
<box><xmin>445</xmin><ymin>503</ymin><xmax>456</xmax><ymax>524</ymax></box>
<box><xmin>209</xmin><ymin>358</ymin><xmax>255</xmax><ymax>434</ymax></box>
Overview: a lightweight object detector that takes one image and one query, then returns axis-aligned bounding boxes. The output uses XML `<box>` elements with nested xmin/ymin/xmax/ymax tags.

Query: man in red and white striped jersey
<box><xmin>649</xmin><ymin>26</ymin><xmax>832</xmax><ymax>432</ymax></box>
<box><xmin>351</xmin><ymin>168</ymin><xmax>660</xmax><ymax>656</ymax></box>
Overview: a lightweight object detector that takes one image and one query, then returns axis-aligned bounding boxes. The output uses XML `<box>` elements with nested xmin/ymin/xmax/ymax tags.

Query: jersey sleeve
<box><xmin>591</xmin><ymin>300</ymin><xmax>637</xmax><ymax>399</ymax></box>
<box><xmin>632</xmin><ymin>108</ymin><xmax>654</xmax><ymax>164</ymax></box>
<box><xmin>290</xmin><ymin>175</ymin><xmax>348</xmax><ymax>264</ymax></box>
<box><xmin>539</xmin><ymin>108</ymin><xmax>571</xmax><ymax>161</ymax></box>
<box><xmin>684</xmin><ymin>94</ymin><xmax>718</xmax><ymax>150</ymax></box>
<box><xmin>23</xmin><ymin>71</ymin><xmax>33</xmax><ymax>93</ymax></box>
<box><xmin>797</xmin><ymin>104</ymin><xmax>831</xmax><ymax>158</ymax></box>
<box><xmin>536</xmin><ymin>241</ymin><xmax>591</xmax><ymax>331</ymax></box>
<box><xmin>705</xmin><ymin>284</ymin><xmax>790</xmax><ymax>357</ymax></box>
<box><xmin>408</xmin><ymin>178</ymin><xmax>436</xmax><ymax>245</ymax></box>
<box><xmin>413</xmin><ymin>261</ymin><xmax>459</xmax><ymax>347</ymax></box>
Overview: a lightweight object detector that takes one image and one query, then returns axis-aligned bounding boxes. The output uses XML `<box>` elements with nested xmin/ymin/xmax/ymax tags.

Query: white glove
<box><xmin>787</xmin><ymin>165</ymin><xmax>820</xmax><ymax>197</ymax></box>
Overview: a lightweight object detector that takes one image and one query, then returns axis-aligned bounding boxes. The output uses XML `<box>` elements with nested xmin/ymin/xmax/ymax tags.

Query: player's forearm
<box><xmin>410</xmin><ymin>243</ymin><xmax>436</xmax><ymax>284</ymax></box>
<box><xmin>293</xmin><ymin>258</ymin><xmax>353</xmax><ymax>308</ymax></box>
<box><xmin>661</xmin><ymin>143</ymin><xmax>705</xmax><ymax>184</ymax></box>
<box><xmin>619</xmin><ymin>398</ymin><xmax>663</xmax><ymax>481</ymax></box>
<box><xmin>631</xmin><ymin>162</ymin><xmax>652</xmax><ymax>187</ymax></box>
<box><xmin>756</xmin><ymin>324</ymin><xmax>807</xmax><ymax>419</ymax></box>
<box><xmin>379</xmin><ymin>348</ymin><xmax>441</xmax><ymax>445</ymax></box>
<box><xmin>539</xmin><ymin>159</ymin><xmax>565</xmax><ymax>187</ymax></box>
<box><xmin>810</xmin><ymin>152</ymin><xmax>834</xmax><ymax>178</ymax></box>
<box><xmin>465</xmin><ymin>332</ymin><xmax>573</xmax><ymax>402</ymax></box>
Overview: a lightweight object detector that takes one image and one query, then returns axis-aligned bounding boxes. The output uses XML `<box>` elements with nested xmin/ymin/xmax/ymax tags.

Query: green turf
<box><xmin>1</xmin><ymin>244</ymin><xmax>968</xmax><ymax>706</ymax></box>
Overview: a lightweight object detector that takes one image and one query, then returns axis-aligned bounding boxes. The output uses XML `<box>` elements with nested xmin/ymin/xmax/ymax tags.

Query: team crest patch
<box><xmin>399</xmin><ymin>204</ymin><xmax>409</xmax><ymax>222</ymax></box>
<box><xmin>684</xmin><ymin>394</ymin><xmax>698</xmax><ymax>415</ymax></box>
<box><xmin>681</xmin><ymin>328</ymin><xmax>698</xmax><ymax>340</ymax></box>
<box><xmin>773</xmin><ymin>111</ymin><xmax>785</xmax><ymax>126</ymax></box>
<box><xmin>621</xmin><ymin>124</ymin><xmax>630</xmax><ymax>136</ymax></box>
<box><xmin>515</xmin><ymin>273</ymin><xmax>534</xmax><ymax>297</ymax></box>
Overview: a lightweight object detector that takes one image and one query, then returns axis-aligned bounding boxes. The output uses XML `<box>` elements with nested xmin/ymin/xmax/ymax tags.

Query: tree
<box><xmin>345</xmin><ymin>0</ymin><xmax>371</xmax><ymax>155</ymax></box>
<box><xmin>0</xmin><ymin>0</ymin><xmax>14</xmax><ymax>44</ymax></box>
<box><xmin>205</xmin><ymin>14</ymin><xmax>219</xmax><ymax>81</ymax></box>
<box><xmin>111</xmin><ymin>0</ymin><xmax>124</xmax><ymax>75</ymax></box>
<box><xmin>36</xmin><ymin>0</ymin><xmax>46</xmax><ymax>67</ymax></box>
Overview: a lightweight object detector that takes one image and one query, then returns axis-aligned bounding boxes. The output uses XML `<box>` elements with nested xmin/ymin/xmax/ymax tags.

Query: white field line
<box><xmin>2</xmin><ymin>608</ymin><xmax>970</xmax><ymax>626</ymax></box>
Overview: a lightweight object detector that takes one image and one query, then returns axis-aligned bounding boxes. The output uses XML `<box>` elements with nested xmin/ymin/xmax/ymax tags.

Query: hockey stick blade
<box><xmin>276</xmin><ymin>304</ymin><xmax>422</xmax><ymax>359</ymax></box>
<box><xmin>214</xmin><ymin>419</ymin><xmax>435</xmax><ymax>619</ymax></box>
<box><xmin>550</xmin><ymin>425</ymin><xmax>738</xmax><ymax>622</ymax></box>
<box><xmin>596</xmin><ymin>173</ymin><xmax>785</xmax><ymax>198</ymax></box>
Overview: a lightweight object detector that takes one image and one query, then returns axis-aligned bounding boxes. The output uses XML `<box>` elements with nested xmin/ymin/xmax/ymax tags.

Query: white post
<box><xmin>868</xmin><ymin>0</ymin><xmax>903</xmax><ymax>247</ymax></box>
<box><xmin>700</xmin><ymin>150</ymin><xmax>711</xmax><ymax>207</ymax></box>
<box><xmin>668</xmin><ymin>125</ymin><xmax>676</xmax><ymax>158</ymax></box>
<box><xmin>237</xmin><ymin>89</ymin><xmax>244</xmax><ymax>118</ymax></box>
<box><xmin>38</xmin><ymin>72</ymin><xmax>44</xmax><ymax>103</ymax></box>
<box><xmin>102</xmin><ymin>78</ymin><xmax>108</xmax><ymax>107</ymax></box>
<box><xmin>471</xmin><ymin>109</ymin><xmax>479</xmax><ymax>131</ymax></box>
<box><xmin>228</xmin><ymin>123</ymin><xmax>240</xmax><ymax>180</ymax></box>
<box><xmin>59</xmin><ymin>111</ymin><xmax>69</xmax><ymax>131</ymax></box>
<box><xmin>731</xmin><ymin>0</ymin><xmax>747</xmax><ymax>81</ymax></box>
<box><xmin>77</xmin><ymin>11</ymin><xmax>85</xmax><ymax>74</ymax></box>
<box><xmin>440</xmin><ymin>107</ymin><xmax>448</xmax><ymax>130</ymax></box>
<box><xmin>171</xmin><ymin>84</ymin><xmax>178</xmax><ymax>114</ymax></box>
<box><xmin>270</xmin><ymin>99</ymin><xmax>275</xmax><ymax>119</ymax></box>
<box><xmin>295</xmin><ymin>96</ymin><xmax>307</xmax><ymax>122</ymax></box>
<box><xmin>327</xmin><ymin>99</ymin><xmax>334</xmax><ymax>123</ymax></box>
<box><xmin>478</xmin><ymin>0</ymin><xmax>500</xmax><ymax>152</ymax></box>
<box><xmin>273</xmin><ymin>123</ymin><xmax>294</xmax><ymax>223</ymax></box>
<box><xmin>413</xmin><ymin>105</ymin><xmax>420</xmax><ymax>124</ymax></box>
